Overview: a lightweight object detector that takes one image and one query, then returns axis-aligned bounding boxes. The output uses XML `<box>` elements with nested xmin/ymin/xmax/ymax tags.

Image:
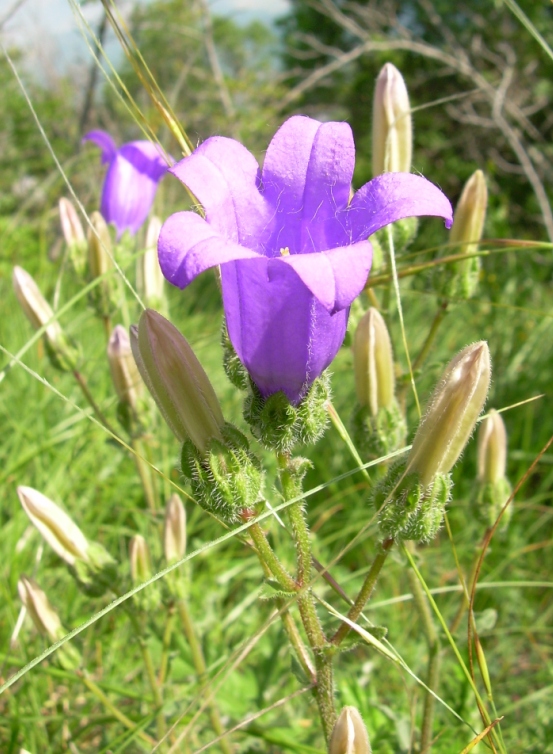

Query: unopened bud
<box><xmin>137</xmin><ymin>217</ymin><xmax>166</xmax><ymax>311</ymax></box>
<box><xmin>129</xmin><ymin>535</ymin><xmax>152</xmax><ymax>584</ymax></box>
<box><xmin>329</xmin><ymin>706</ymin><xmax>372</xmax><ymax>754</ymax></box>
<box><xmin>351</xmin><ymin>309</ymin><xmax>405</xmax><ymax>457</ymax></box>
<box><xmin>87</xmin><ymin>211</ymin><xmax>113</xmax><ymax>279</ymax></box>
<box><xmin>440</xmin><ymin>170</ymin><xmax>487</xmax><ymax>299</ymax></box>
<box><xmin>17</xmin><ymin>486</ymin><xmax>89</xmax><ymax>566</ymax></box>
<box><xmin>474</xmin><ymin>409</ymin><xmax>512</xmax><ymax>529</ymax></box>
<box><xmin>130</xmin><ymin>309</ymin><xmax>224</xmax><ymax>453</ymax></box>
<box><xmin>354</xmin><ymin>308</ymin><xmax>395</xmax><ymax>414</ymax></box>
<box><xmin>18</xmin><ymin>576</ymin><xmax>82</xmax><ymax>669</ymax></box>
<box><xmin>164</xmin><ymin>494</ymin><xmax>186</xmax><ymax>563</ymax></box>
<box><xmin>18</xmin><ymin>575</ymin><xmax>64</xmax><ymax>642</ymax></box>
<box><xmin>477</xmin><ymin>409</ymin><xmax>506</xmax><ymax>485</ymax></box>
<box><xmin>107</xmin><ymin>325</ymin><xmax>142</xmax><ymax>412</ymax></box>
<box><xmin>59</xmin><ymin>198</ymin><xmax>86</xmax><ymax>274</ymax></box>
<box><xmin>13</xmin><ymin>266</ymin><xmax>79</xmax><ymax>371</ymax></box>
<box><xmin>372</xmin><ymin>63</ymin><xmax>412</xmax><ymax>176</ymax></box>
<box><xmin>407</xmin><ymin>342</ymin><xmax>491</xmax><ymax>486</ymax></box>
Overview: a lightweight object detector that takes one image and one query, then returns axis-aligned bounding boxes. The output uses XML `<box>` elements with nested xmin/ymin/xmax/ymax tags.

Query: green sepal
<box><xmin>44</xmin><ymin>333</ymin><xmax>80</xmax><ymax>373</ymax></box>
<box><xmin>290</xmin><ymin>655</ymin><xmax>311</xmax><ymax>685</ymax></box>
<box><xmin>243</xmin><ymin>373</ymin><xmax>330</xmax><ymax>452</ymax></box>
<box><xmin>70</xmin><ymin>542</ymin><xmax>118</xmax><ymax>597</ymax></box>
<box><xmin>370</xmin><ymin>461</ymin><xmax>452</xmax><ymax>543</ymax></box>
<box><xmin>375</xmin><ymin>216</ymin><xmax>419</xmax><ymax>256</ymax></box>
<box><xmin>435</xmin><ymin>253</ymin><xmax>481</xmax><ymax>301</ymax></box>
<box><xmin>350</xmin><ymin>400</ymin><xmax>407</xmax><ymax>459</ymax></box>
<box><xmin>258</xmin><ymin>579</ymin><xmax>297</xmax><ymax>601</ymax></box>
<box><xmin>473</xmin><ymin>477</ymin><xmax>512</xmax><ymax>530</ymax></box>
<box><xmin>181</xmin><ymin>422</ymin><xmax>265</xmax><ymax>524</ymax></box>
<box><xmin>57</xmin><ymin>642</ymin><xmax>83</xmax><ymax>672</ymax></box>
<box><xmin>221</xmin><ymin>322</ymin><xmax>249</xmax><ymax>391</ymax></box>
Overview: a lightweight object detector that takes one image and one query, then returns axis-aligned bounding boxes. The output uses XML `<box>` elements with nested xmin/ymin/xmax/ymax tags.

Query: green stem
<box><xmin>411</xmin><ymin>301</ymin><xmax>449</xmax><ymax>373</ymax></box>
<box><xmin>128</xmin><ymin>612</ymin><xmax>166</xmax><ymax>743</ymax></box>
<box><xmin>331</xmin><ymin>538</ymin><xmax>394</xmax><ymax>646</ymax></box>
<box><xmin>73</xmin><ymin>369</ymin><xmax>119</xmax><ymax>437</ymax></box>
<box><xmin>177</xmin><ymin>600</ymin><xmax>233</xmax><ymax>754</ymax></box>
<box><xmin>158</xmin><ymin>606</ymin><xmax>175</xmax><ymax>687</ymax></box>
<box><xmin>407</xmin><ymin>563</ymin><xmax>441</xmax><ymax>753</ymax></box>
<box><xmin>132</xmin><ymin>437</ymin><xmax>158</xmax><ymax>513</ymax></box>
<box><xmin>81</xmin><ymin>673</ymin><xmax>156</xmax><ymax>747</ymax></box>
<box><xmin>248</xmin><ymin>522</ymin><xmax>297</xmax><ymax>593</ymax></box>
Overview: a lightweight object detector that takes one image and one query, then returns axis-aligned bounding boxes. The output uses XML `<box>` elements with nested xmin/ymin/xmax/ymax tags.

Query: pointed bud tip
<box><xmin>329</xmin><ymin>706</ymin><xmax>372</xmax><ymax>754</ymax></box>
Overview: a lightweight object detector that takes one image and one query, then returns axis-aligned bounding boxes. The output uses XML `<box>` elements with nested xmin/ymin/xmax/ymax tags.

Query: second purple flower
<box><xmin>158</xmin><ymin>116</ymin><xmax>453</xmax><ymax>404</ymax></box>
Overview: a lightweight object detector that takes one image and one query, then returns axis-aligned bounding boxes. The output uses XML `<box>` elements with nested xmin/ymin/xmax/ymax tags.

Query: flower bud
<box><xmin>130</xmin><ymin>309</ymin><xmax>224</xmax><ymax>453</ymax></box>
<box><xmin>17</xmin><ymin>486</ymin><xmax>90</xmax><ymax>566</ymax></box>
<box><xmin>18</xmin><ymin>576</ymin><xmax>82</xmax><ymax>669</ymax></box>
<box><xmin>406</xmin><ymin>342</ymin><xmax>491</xmax><ymax>486</ymax></box>
<box><xmin>440</xmin><ymin>170</ymin><xmax>487</xmax><ymax>299</ymax></box>
<box><xmin>372</xmin><ymin>63</ymin><xmax>412</xmax><ymax>176</ymax></box>
<box><xmin>129</xmin><ymin>535</ymin><xmax>152</xmax><ymax>584</ymax></box>
<box><xmin>59</xmin><ymin>198</ymin><xmax>86</xmax><ymax>275</ymax></box>
<box><xmin>13</xmin><ymin>266</ymin><xmax>79</xmax><ymax>371</ymax></box>
<box><xmin>107</xmin><ymin>325</ymin><xmax>142</xmax><ymax>412</ymax></box>
<box><xmin>18</xmin><ymin>575</ymin><xmax>64</xmax><ymax>643</ymax></box>
<box><xmin>351</xmin><ymin>309</ymin><xmax>405</xmax><ymax>457</ymax></box>
<box><xmin>329</xmin><ymin>706</ymin><xmax>372</xmax><ymax>754</ymax></box>
<box><xmin>137</xmin><ymin>216</ymin><xmax>166</xmax><ymax>311</ymax></box>
<box><xmin>354</xmin><ymin>308</ymin><xmax>394</xmax><ymax>415</ymax></box>
<box><xmin>87</xmin><ymin>210</ymin><xmax>113</xmax><ymax>279</ymax></box>
<box><xmin>474</xmin><ymin>409</ymin><xmax>512</xmax><ymax>528</ymax></box>
<box><xmin>477</xmin><ymin>409</ymin><xmax>506</xmax><ymax>485</ymax></box>
<box><xmin>164</xmin><ymin>494</ymin><xmax>186</xmax><ymax>563</ymax></box>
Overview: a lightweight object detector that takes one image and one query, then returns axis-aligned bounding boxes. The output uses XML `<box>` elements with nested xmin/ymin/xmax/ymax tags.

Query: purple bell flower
<box><xmin>83</xmin><ymin>130</ymin><xmax>169</xmax><ymax>239</ymax></box>
<box><xmin>158</xmin><ymin>116</ymin><xmax>453</xmax><ymax>405</ymax></box>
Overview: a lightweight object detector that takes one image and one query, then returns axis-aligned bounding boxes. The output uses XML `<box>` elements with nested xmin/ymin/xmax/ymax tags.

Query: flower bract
<box><xmin>158</xmin><ymin>116</ymin><xmax>453</xmax><ymax>404</ymax></box>
<box><xmin>84</xmin><ymin>130</ymin><xmax>169</xmax><ymax>238</ymax></box>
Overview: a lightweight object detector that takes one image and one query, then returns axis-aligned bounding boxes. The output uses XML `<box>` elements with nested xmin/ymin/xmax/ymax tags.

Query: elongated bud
<box><xmin>164</xmin><ymin>494</ymin><xmax>186</xmax><ymax>563</ymax></box>
<box><xmin>354</xmin><ymin>308</ymin><xmax>394</xmax><ymax>414</ymax></box>
<box><xmin>18</xmin><ymin>575</ymin><xmax>64</xmax><ymax>642</ymax></box>
<box><xmin>439</xmin><ymin>170</ymin><xmax>487</xmax><ymax>299</ymax></box>
<box><xmin>329</xmin><ymin>706</ymin><xmax>372</xmax><ymax>754</ymax></box>
<box><xmin>351</xmin><ymin>309</ymin><xmax>405</xmax><ymax>457</ymax></box>
<box><xmin>107</xmin><ymin>325</ymin><xmax>142</xmax><ymax>411</ymax></box>
<box><xmin>372</xmin><ymin>63</ymin><xmax>412</xmax><ymax>176</ymax></box>
<box><xmin>59</xmin><ymin>198</ymin><xmax>86</xmax><ymax>274</ymax></box>
<box><xmin>87</xmin><ymin>211</ymin><xmax>113</xmax><ymax>279</ymax></box>
<box><xmin>450</xmin><ymin>170</ymin><xmax>487</xmax><ymax>254</ymax></box>
<box><xmin>474</xmin><ymin>408</ymin><xmax>512</xmax><ymax>528</ymax></box>
<box><xmin>407</xmin><ymin>342</ymin><xmax>491</xmax><ymax>486</ymax></box>
<box><xmin>131</xmin><ymin>309</ymin><xmax>225</xmax><ymax>453</ymax></box>
<box><xmin>17</xmin><ymin>486</ymin><xmax>89</xmax><ymax>566</ymax></box>
<box><xmin>478</xmin><ymin>409</ymin><xmax>507</xmax><ymax>484</ymax></box>
<box><xmin>129</xmin><ymin>535</ymin><xmax>152</xmax><ymax>584</ymax></box>
<box><xmin>137</xmin><ymin>216</ymin><xmax>166</xmax><ymax>311</ymax></box>
<box><xmin>18</xmin><ymin>576</ymin><xmax>82</xmax><ymax>669</ymax></box>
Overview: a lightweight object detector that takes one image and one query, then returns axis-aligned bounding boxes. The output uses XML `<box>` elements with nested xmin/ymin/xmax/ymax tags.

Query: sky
<box><xmin>1</xmin><ymin>0</ymin><xmax>291</xmax><ymax>77</ymax></box>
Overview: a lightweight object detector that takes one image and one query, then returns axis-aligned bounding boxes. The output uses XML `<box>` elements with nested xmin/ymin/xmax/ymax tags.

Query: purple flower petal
<box><xmin>274</xmin><ymin>240</ymin><xmax>372</xmax><ymax>313</ymax></box>
<box><xmin>222</xmin><ymin>259</ymin><xmax>348</xmax><ymax>403</ymax></box>
<box><xmin>158</xmin><ymin>211</ymin><xmax>260</xmax><ymax>288</ymax></box>
<box><xmin>119</xmin><ymin>141</ymin><xmax>169</xmax><ymax>182</ymax></box>
<box><xmin>261</xmin><ymin>117</ymin><xmax>355</xmax><ymax>255</ymax></box>
<box><xmin>83</xmin><ymin>130</ymin><xmax>117</xmax><ymax>165</ymax></box>
<box><xmin>170</xmin><ymin>136</ymin><xmax>267</xmax><ymax>245</ymax></box>
<box><xmin>346</xmin><ymin>172</ymin><xmax>453</xmax><ymax>242</ymax></box>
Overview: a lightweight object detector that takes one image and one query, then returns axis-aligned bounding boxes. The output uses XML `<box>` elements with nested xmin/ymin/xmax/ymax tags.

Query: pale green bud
<box><xmin>87</xmin><ymin>211</ymin><xmax>113</xmax><ymax>279</ymax></box>
<box><xmin>406</xmin><ymin>342</ymin><xmax>491</xmax><ymax>486</ymax></box>
<box><xmin>477</xmin><ymin>409</ymin><xmax>506</xmax><ymax>485</ymax></box>
<box><xmin>18</xmin><ymin>576</ymin><xmax>82</xmax><ymax>669</ymax></box>
<box><xmin>329</xmin><ymin>706</ymin><xmax>372</xmax><ymax>754</ymax></box>
<box><xmin>13</xmin><ymin>266</ymin><xmax>79</xmax><ymax>371</ymax></box>
<box><xmin>59</xmin><ymin>198</ymin><xmax>86</xmax><ymax>275</ymax></box>
<box><xmin>137</xmin><ymin>217</ymin><xmax>166</xmax><ymax>312</ymax></box>
<box><xmin>372</xmin><ymin>63</ymin><xmax>412</xmax><ymax>176</ymax></box>
<box><xmin>129</xmin><ymin>535</ymin><xmax>152</xmax><ymax>584</ymax></box>
<box><xmin>17</xmin><ymin>486</ymin><xmax>90</xmax><ymax>567</ymax></box>
<box><xmin>18</xmin><ymin>575</ymin><xmax>64</xmax><ymax>643</ymax></box>
<box><xmin>164</xmin><ymin>494</ymin><xmax>187</xmax><ymax>563</ymax></box>
<box><xmin>107</xmin><ymin>325</ymin><xmax>142</xmax><ymax>412</ymax></box>
<box><xmin>440</xmin><ymin>170</ymin><xmax>487</xmax><ymax>299</ymax></box>
<box><xmin>354</xmin><ymin>308</ymin><xmax>395</xmax><ymax>415</ymax></box>
<box><xmin>130</xmin><ymin>309</ymin><xmax>225</xmax><ymax>453</ymax></box>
